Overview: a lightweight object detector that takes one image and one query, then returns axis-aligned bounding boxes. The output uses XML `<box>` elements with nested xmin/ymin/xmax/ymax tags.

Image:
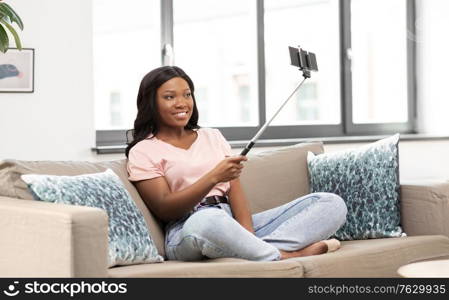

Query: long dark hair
<box><xmin>125</xmin><ymin>66</ymin><xmax>200</xmax><ymax>158</ymax></box>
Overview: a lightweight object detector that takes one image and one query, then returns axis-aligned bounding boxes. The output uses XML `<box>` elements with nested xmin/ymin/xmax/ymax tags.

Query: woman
<box><xmin>126</xmin><ymin>66</ymin><xmax>347</xmax><ymax>261</ymax></box>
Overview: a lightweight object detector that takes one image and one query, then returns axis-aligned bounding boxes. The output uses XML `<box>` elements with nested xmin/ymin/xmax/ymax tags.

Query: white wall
<box><xmin>0</xmin><ymin>0</ymin><xmax>95</xmax><ymax>161</ymax></box>
<box><xmin>0</xmin><ymin>0</ymin><xmax>448</xmax><ymax>183</ymax></box>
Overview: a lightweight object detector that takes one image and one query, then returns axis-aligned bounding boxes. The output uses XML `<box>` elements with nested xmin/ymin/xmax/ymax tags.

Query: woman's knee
<box><xmin>313</xmin><ymin>192</ymin><xmax>348</xmax><ymax>225</ymax></box>
<box><xmin>182</xmin><ymin>208</ymin><xmax>229</xmax><ymax>239</ymax></box>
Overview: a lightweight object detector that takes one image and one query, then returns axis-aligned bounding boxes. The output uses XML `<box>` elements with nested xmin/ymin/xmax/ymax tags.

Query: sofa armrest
<box><xmin>0</xmin><ymin>196</ymin><xmax>109</xmax><ymax>277</ymax></box>
<box><xmin>400</xmin><ymin>181</ymin><xmax>449</xmax><ymax>237</ymax></box>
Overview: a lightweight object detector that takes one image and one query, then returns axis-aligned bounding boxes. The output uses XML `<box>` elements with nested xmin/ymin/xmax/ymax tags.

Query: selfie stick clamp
<box><xmin>240</xmin><ymin>46</ymin><xmax>319</xmax><ymax>156</ymax></box>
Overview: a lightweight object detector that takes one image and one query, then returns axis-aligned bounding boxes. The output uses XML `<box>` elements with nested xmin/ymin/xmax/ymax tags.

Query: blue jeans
<box><xmin>164</xmin><ymin>192</ymin><xmax>347</xmax><ymax>261</ymax></box>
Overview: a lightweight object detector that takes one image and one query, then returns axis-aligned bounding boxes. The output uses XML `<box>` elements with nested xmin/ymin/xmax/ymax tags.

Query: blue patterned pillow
<box><xmin>21</xmin><ymin>169</ymin><xmax>163</xmax><ymax>267</ymax></box>
<box><xmin>307</xmin><ymin>134</ymin><xmax>404</xmax><ymax>240</ymax></box>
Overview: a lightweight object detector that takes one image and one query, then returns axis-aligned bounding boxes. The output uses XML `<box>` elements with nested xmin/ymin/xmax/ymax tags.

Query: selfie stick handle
<box><xmin>240</xmin><ymin>76</ymin><xmax>308</xmax><ymax>156</ymax></box>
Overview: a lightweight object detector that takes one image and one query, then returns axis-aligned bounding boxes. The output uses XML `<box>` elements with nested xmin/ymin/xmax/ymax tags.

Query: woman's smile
<box><xmin>173</xmin><ymin>111</ymin><xmax>189</xmax><ymax>118</ymax></box>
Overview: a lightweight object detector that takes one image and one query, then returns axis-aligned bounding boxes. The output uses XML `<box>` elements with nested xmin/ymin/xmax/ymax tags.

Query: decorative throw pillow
<box><xmin>21</xmin><ymin>169</ymin><xmax>163</xmax><ymax>267</ymax></box>
<box><xmin>307</xmin><ymin>134</ymin><xmax>404</xmax><ymax>240</ymax></box>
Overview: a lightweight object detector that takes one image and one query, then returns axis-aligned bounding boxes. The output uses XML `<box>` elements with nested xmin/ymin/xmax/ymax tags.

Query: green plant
<box><xmin>0</xmin><ymin>1</ymin><xmax>23</xmax><ymax>53</ymax></box>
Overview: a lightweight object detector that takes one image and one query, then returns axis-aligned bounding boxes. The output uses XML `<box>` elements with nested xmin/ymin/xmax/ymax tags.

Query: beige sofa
<box><xmin>1</xmin><ymin>142</ymin><xmax>449</xmax><ymax>278</ymax></box>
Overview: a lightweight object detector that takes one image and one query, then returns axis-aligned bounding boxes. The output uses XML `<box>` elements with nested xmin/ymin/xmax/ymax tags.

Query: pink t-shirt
<box><xmin>127</xmin><ymin>128</ymin><xmax>232</xmax><ymax>197</ymax></box>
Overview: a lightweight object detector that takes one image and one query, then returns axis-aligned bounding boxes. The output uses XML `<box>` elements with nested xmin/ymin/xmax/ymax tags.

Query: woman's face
<box><xmin>156</xmin><ymin>77</ymin><xmax>194</xmax><ymax>129</ymax></box>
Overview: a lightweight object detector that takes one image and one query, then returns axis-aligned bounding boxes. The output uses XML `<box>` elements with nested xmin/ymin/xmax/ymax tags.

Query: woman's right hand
<box><xmin>209</xmin><ymin>155</ymin><xmax>248</xmax><ymax>184</ymax></box>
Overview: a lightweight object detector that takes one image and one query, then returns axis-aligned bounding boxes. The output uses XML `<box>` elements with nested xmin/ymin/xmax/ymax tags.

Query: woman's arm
<box><xmin>228</xmin><ymin>178</ymin><xmax>254</xmax><ymax>234</ymax></box>
<box><xmin>135</xmin><ymin>174</ymin><xmax>216</xmax><ymax>222</ymax></box>
<box><xmin>134</xmin><ymin>156</ymin><xmax>247</xmax><ymax>222</ymax></box>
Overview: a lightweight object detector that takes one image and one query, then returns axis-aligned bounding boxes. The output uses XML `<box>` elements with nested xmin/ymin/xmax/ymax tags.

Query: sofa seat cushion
<box><xmin>291</xmin><ymin>235</ymin><xmax>449</xmax><ymax>277</ymax></box>
<box><xmin>108</xmin><ymin>257</ymin><xmax>303</xmax><ymax>278</ymax></box>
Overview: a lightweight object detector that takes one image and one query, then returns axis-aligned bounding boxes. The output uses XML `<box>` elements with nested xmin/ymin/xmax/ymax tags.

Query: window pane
<box><xmin>351</xmin><ymin>0</ymin><xmax>408</xmax><ymax>124</ymax></box>
<box><xmin>93</xmin><ymin>0</ymin><xmax>161</xmax><ymax>130</ymax></box>
<box><xmin>264</xmin><ymin>0</ymin><xmax>341</xmax><ymax>126</ymax></box>
<box><xmin>173</xmin><ymin>0</ymin><xmax>258</xmax><ymax>127</ymax></box>
<box><xmin>418</xmin><ymin>0</ymin><xmax>449</xmax><ymax>133</ymax></box>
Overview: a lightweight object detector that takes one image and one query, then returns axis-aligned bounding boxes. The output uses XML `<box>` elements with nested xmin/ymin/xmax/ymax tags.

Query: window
<box><xmin>173</xmin><ymin>0</ymin><xmax>259</xmax><ymax>127</ymax></box>
<box><xmin>109</xmin><ymin>91</ymin><xmax>122</xmax><ymax>127</ymax></box>
<box><xmin>94</xmin><ymin>0</ymin><xmax>416</xmax><ymax>151</ymax></box>
<box><xmin>93</xmin><ymin>0</ymin><xmax>161</xmax><ymax>131</ymax></box>
<box><xmin>351</xmin><ymin>0</ymin><xmax>408</xmax><ymax>124</ymax></box>
<box><xmin>417</xmin><ymin>0</ymin><xmax>449</xmax><ymax>134</ymax></box>
<box><xmin>264</xmin><ymin>0</ymin><xmax>341</xmax><ymax>126</ymax></box>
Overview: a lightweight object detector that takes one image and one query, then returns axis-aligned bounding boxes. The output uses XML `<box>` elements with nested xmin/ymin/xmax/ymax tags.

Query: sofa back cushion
<box><xmin>0</xmin><ymin>159</ymin><xmax>166</xmax><ymax>257</ymax></box>
<box><xmin>239</xmin><ymin>142</ymin><xmax>324</xmax><ymax>214</ymax></box>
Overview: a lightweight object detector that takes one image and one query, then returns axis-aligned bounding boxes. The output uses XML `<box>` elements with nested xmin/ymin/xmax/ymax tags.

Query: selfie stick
<box><xmin>239</xmin><ymin>77</ymin><xmax>307</xmax><ymax>156</ymax></box>
<box><xmin>240</xmin><ymin>46</ymin><xmax>318</xmax><ymax>156</ymax></box>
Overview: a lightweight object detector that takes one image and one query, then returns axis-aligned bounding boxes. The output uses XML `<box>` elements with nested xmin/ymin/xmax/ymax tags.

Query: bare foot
<box><xmin>279</xmin><ymin>241</ymin><xmax>328</xmax><ymax>260</ymax></box>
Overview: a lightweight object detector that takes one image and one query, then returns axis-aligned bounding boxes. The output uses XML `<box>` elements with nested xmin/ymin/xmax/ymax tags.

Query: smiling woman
<box><xmin>125</xmin><ymin>66</ymin><xmax>200</xmax><ymax>158</ymax></box>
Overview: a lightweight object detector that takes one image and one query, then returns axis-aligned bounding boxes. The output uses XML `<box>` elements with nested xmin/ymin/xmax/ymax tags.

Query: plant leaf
<box><xmin>0</xmin><ymin>5</ymin><xmax>11</xmax><ymax>22</ymax></box>
<box><xmin>0</xmin><ymin>19</ymin><xmax>21</xmax><ymax>50</ymax></box>
<box><xmin>0</xmin><ymin>24</ymin><xmax>9</xmax><ymax>53</ymax></box>
<box><xmin>1</xmin><ymin>14</ymin><xmax>11</xmax><ymax>24</ymax></box>
<box><xmin>0</xmin><ymin>3</ymin><xmax>23</xmax><ymax>30</ymax></box>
